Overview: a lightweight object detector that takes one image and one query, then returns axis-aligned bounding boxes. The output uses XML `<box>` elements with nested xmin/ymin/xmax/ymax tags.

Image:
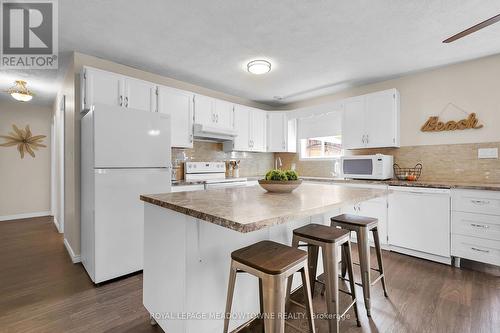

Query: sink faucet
<box><xmin>275</xmin><ymin>156</ymin><xmax>282</xmax><ymax>169</ymax></box>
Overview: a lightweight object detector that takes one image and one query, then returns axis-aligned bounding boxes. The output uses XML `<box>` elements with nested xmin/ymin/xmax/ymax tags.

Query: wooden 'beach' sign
<box><xmin>421</xmin><ymin>113</ymin><xmax>483</xmax><ymax>132</ymax></box>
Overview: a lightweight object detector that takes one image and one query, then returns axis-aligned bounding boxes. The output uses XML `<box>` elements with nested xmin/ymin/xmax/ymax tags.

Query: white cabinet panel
<box><xmin>83</xmin><ymin>67</ymin><xmax>123</xmax><ymax>110</ymax></box>
<box><xmin>266</xmin><ymin>112</ymin><xmax>296</xmax><ymax>153</ymax></box>
<box><xmin>214</xmin><ymin>99</ymin><xmax>234</xmax><ymax>131</ymax></box>
<box><xmin>452</xmin><ymin>234</ymin><xmax>500</xmax><ymax>266</ymax></box>
<box><xmin>342</xmin><ymin>89</ymin><xmax>399</xmax><ymax>149</ymax></box>
<box><xmin>342</xmin><ymin>96</ymin><xmax>365</xmax><ymax>149</ymax></box>
<box><xmin>194</xmin><ymin>94</ymin><xmax>214</xmax><ymax>126</ymax></box>
<box><xmin>452</xmin><ymin>189</ymin><xmax>500</xmax><ymax>216</ymax></box>
<box><xmin>250</xmin><ymin>109</ymin><xmax>267</xmax><ymax>152</ymax></box>
<box><xmin>267</xmin><ymin>112</ymin><xmax>286</xmax><ymax>152</ymax></box>
<box><xmin>158</xmin><ymin>86</ymin><xmax>194</xmax><ymax>148</ymax></box>
<box><xmin>365</xmin><ymin>90</ymin><xmax>399</xmax><ymax>148</ymax></box>
<box><xmin>232</xmin><ymin>105</ymin><xmax>251</xmax><ymax>151</ymax></box>
<box><xmin>124</xmin><ymin>78</ymin><xmax>157</xmax><ymax>112</ymax></box>
<box><xmin>388</xmin><ymin>187</ymin><xmax>450</xmax><ymax>258</ymax></box>
<box><xmin>452</xmin><ymin>211</ymin><xmax>500</xmax><ymax>241</ymax></box>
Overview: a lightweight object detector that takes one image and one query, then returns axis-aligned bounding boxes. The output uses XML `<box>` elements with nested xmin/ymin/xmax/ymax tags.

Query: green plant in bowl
<box><xmin>285</xmin><ymin>170</ymin><xmax>298</xmax><ymax>181</ymax></box>
<box><xmin>265</xmin><ymin>169</ymin><xmax>288</xmax><ymax>181</ymax></box>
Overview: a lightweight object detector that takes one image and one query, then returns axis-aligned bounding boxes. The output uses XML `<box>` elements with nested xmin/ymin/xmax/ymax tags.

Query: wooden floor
<box><xmin>0</xmin><ymin>216</ymin><xmax>499</xmax><ymax>333</ymax></box>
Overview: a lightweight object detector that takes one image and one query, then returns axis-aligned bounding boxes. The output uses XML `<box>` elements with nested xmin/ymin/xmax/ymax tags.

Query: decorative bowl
<box><xmin>258</xmin><ymin>179</ymin><xmax>303</xmax><ymax>193</ymax></box>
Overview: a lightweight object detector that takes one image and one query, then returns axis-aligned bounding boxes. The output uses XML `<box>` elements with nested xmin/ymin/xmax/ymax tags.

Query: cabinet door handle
<box><xmin>125</xmin><ymin>96</ymin><xmax>129</xmax><ymax>108</ymax></box>
<box><xmin>470</xmin><ymin>223</ymin><xmax>489</xmax><ymax>229</ymax></box>
<box><xmin>471</xmin><ymin>247</ymin><xmax>490</xmax><ymax>253</ymax></box>
<box><xmin>470</xmin><ymin>200</ymin><xmax>490</xmax><ymax>205</ymax></box>
<box><xmin>366</xmin><ymin>134</ymin><xmax>369</xmax><ymax>144</ymax></box>
<box><xmin>119</xmin><ymin>95</ymin><xmax>123</xmax><ymax>107</ymax></box>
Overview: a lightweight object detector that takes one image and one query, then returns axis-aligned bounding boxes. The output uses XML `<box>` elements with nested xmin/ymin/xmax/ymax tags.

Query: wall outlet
<box><xmin>478</xmin><ymin>148</ymin><xmax>498</xmax><ymax>159</ymax></box>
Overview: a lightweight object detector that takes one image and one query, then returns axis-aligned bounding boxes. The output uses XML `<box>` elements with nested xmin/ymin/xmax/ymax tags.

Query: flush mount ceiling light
<box><xmin>7</xmin><ymin>80</ymin><xmax>34</xmax><ymax>102</ymax></box>
<box><xmin>247</xmin><ymin>60</ymin><xmax>271</xmax><ymax>75</ymax></box>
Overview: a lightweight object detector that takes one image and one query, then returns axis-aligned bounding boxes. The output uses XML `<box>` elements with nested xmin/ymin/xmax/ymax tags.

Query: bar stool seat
<box><xmin>293</xmin><ymin>223</ymin><xmax>351</xmax><ymax>243</ymax></box>
<box><xmin>287</xmin><ymin>224</ymin><xmax>361</xmax><ymax>333</ymax></box>
<box><xmin>331</xmin><ymin>214</ymin><xmax>389</xmax><ymax>318</ymax></box>
<box><xmin>231</xmin><ymin>240</ymin><xmax>308</xmax><ymax>275</ymax></box>
<box><xmin>331</xmin><ymin>214</ymin><xmax>377</xmax><ymax>227</ymax></box>
<box><xmin>224</xmin><ymin>240</ymin><xmax>316</xmax><ymax>333</ymax></box>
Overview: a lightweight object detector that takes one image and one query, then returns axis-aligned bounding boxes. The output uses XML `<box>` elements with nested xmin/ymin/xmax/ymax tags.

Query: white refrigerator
<box><xmin>81</xmin><ymin>104</ymin><xmax>171</xmax><ymax>283</ymax></box>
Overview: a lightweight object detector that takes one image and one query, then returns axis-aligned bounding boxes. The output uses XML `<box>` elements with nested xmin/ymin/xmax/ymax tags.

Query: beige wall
<box><xmin>289</xmin><ymin>54</ymin><xmax>500</xmax><ymax>147</ymax></box>
<box><xmin>0</xmin><ymin>99</ymin><xmax>52</xmax><ymax>218</ymax></box>
<box><xmin>63</xmin><ymin>52</ymin><xmax>275</xmax><ymax>256</ymax></box>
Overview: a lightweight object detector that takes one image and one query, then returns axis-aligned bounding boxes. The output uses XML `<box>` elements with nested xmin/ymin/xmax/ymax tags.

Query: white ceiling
<box><xmin>2</xmin><ymin>0</ymin><xmax>500</xmax><ymax>107</ymax></box>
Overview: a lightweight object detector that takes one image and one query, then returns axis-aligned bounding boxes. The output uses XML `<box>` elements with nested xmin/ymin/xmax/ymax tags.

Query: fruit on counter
<box><xmin>407</xmin><ymin>174</ymin><xmax>417</xmax><ymax>181</ymax></box>
<box><xmin>265</xmin><ymin>169</ymin><xmax>299</xmax><ymax>181</ymax></box>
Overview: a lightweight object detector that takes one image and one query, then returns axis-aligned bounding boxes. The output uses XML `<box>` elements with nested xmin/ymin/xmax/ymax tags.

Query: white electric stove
<box><xmin>184</xmin><ymin>161</ymin><xmax>247</xmax><ymax>189</ymax></box>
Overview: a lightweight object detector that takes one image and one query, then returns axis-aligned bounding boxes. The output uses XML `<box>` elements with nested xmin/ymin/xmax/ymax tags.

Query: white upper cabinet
<box><xmin>232</xmin><ymin>105</ymin><xmax>251</xmax><ymax>151</ymax></box>
<box><xmin>214</xmin><ymin>99</ymin><xmax>235</xmax><ymax>131</ymax></box>
<box><xmin>157</xmin><ymin>86</ymin><xmax>194</xmax><ymax>148</ymax></box>
<box><xmin>82</xmin><ymin>67</ymin><xmax>123</xmax><ymax>110</ymax></box>
<box><xmin>81</xmin><ymin>67</ymin><xmax>156</xmax><ymax>113</ymax></box>
<box><xmin>342</xmin><ymin>88</ymin><xmax>400</xmax><ymax>149</ymax></box>
<box><xmin>224</xmin><ymin>105</ymin><xmax>267</xmax><ymax>152</ymax></box>
<box><xmin>194</xmin><ymin>95</ymin><xmax>235</xmax><ymax>132</ymax></box>
<box><xmin>124</xmin><ymin>77</ymin><xmax>157</xmax><ymax>112</ymax></box>
<box><xmin>342</xmin><ymin>96</ymin><xmax>365</xmax><ymax>149</ymax></box>
<box><xmin>193</xmin><ymin>94</ymin><xmax>214</xmax><ymax>126</ymax></box>
<box><xmin>250</xmin><ymin>109</ymin><xmax>267</xmax><ymax>152</ymax></box>
<box><xmin>266</xmin><ymin>112</ymin><xmax>297</xmax><ymax>153</ymax></box>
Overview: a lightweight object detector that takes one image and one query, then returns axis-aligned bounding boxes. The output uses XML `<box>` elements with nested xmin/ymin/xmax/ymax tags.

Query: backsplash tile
<box><xmin>172</xmin><ymin>141</ymin><xmax>274</xmax><ymax>177</ymax></box>
<box><xmin>277</xmin><ymin>142</ymin><xmax>500</xmax><ymax>183</ymax></box>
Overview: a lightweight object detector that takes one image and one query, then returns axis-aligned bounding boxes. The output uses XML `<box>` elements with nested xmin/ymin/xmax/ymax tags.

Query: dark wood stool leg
<box><xmin>259</xmin><ymin>278</ymin><xmax>264</xmax><ymax>314</ymax></box>
<box><xmin>300</xmin><ymin>265</ymin><xmax>316</xmax><ymax>333</ymax></box>
<box><xmin>343</xmin><ymin>240</ymin><xmax>361</xmax><ymax>327</ymax></box>
<box><xmin>308</xmin><ymin>244</ymin><xmax>319</xmax><ymax>293</ymax></box>
<box><xmin>357</xmin><ymin>227</ymin><xmax>372</xmax><ymax>317</ymax></box>
<box><xmin>322</xmin><ymin>243</ymin><xmax>340</xmax><ymax>333</ymax></box>
<box><xmin>262</xmin><ymin>274</ymin><xmax>287</xmax><ymax>333</ymax></box>
<box><xmin>223</xmin><ymin>261</ymin><xmax>237</xmax><ymax>333</ymax></box>
<box><xmin>372</xmin><ymin>227</ymin><xmax>389</xmax><ymax>297</ymax></box>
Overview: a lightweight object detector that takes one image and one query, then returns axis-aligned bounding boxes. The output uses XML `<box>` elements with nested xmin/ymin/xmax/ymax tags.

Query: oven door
<box><xmin>204</xmin><ymin>181</ymin><xmax>248</xmax><ymax>190</ymax></box>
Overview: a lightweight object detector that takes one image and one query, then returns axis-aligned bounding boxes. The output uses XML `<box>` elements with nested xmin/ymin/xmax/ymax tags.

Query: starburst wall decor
<box><xmin>0</xmin><ymin>124</ymin><xmax>46</xmax><ymax>159</ymax></box>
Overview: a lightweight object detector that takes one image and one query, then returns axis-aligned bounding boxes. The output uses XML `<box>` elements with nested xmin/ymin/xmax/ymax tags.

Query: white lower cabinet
<box><xmin>451</xmin><ymin>189</ymin><xmax>500</xmax><ymax>266</ymax></box>
<box><xmin>339</xmin><ymin>183</ymin><xmax>389</xmax><ymax>248</ymax></box>
<box><xmin>388</xmin><ymin>186</ymin><xmax>451</xmax><ymax>263</ymax></box>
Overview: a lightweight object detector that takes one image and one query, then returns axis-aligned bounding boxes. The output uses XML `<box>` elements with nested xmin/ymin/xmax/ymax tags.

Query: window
<box><xmin>300</xmin><ymin>135</ymin><xmax>343</xmax><ymax>160</ymax></box>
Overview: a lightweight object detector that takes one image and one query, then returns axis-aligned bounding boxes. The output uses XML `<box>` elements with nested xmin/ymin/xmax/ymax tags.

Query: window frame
<box><xmin>298</xmin><ymin>135</ymin><xmax>344</xmax><ymax>161</ymax></box>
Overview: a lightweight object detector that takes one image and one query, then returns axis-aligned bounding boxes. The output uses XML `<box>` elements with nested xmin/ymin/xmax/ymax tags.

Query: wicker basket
<box><xmin>393</xmin><ymin>163</ymin><xmax>422</xmax><ymax>181</ymax></box>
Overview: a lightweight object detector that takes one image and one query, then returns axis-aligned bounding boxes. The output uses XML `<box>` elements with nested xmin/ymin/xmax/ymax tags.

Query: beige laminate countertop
<box><xmin>140</xmin><ymin>183</ymin><xmax>386</xmax><ymax>233</ymax></box>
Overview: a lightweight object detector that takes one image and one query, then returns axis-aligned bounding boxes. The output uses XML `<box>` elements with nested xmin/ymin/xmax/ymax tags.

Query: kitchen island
<box><xmin>140</xmin><ymin>183</ymin><xmax>386</xmax><ymax>333</ymax></box>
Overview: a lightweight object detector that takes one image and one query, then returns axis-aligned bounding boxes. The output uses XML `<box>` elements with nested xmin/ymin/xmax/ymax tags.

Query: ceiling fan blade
<box><xmin>443</xmin><ymin>13</ymin><xmax>500</xmax><ymax>43</ymax></box>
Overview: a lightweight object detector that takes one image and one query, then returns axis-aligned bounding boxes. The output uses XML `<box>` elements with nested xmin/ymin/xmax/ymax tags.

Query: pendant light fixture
<box><xmin>7</xmin><ymin>80</ymin><xmax>34</xmax><ymax>102</ymax></box>
<box><xmin>247</xmin><ymin>60</ymin><xmax>271</xmax><ymax>75</ymax></box>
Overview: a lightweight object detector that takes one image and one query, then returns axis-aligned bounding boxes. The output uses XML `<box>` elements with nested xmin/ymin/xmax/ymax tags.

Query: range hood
<box><xmin>193</xmin><ymin>123</ymin><xmax>237</xmax><ymax>142</ymax></box>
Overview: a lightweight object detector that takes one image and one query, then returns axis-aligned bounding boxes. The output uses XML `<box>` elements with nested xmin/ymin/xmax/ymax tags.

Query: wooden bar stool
<box><xmin>286</xmin><ymin>223</ymin><xmax>361</xmax><ymax>333</ymax></box>
<box><xmin>331</xmin><ymin>214</ymin><xmax>389</xmax><ymax>317</ymax></box>
<box><xmin>223</xmin><ymin>240</ymin><xmax>316</xmax><ymax>333</ymax></box>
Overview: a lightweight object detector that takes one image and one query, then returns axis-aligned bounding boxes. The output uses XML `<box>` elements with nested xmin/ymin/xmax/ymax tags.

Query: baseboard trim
<box><xmin>64</xmin><ymin>238</ymin><xmax>81</xmax><ymax>263</ymax></box>
<box><xmin>52</xmin><ymin>217</ymin><xmax>63</xmax><ymax>233</ymax></box>
<box><xmin>0</xmin><ymin>211</ymin><xmax>52</xmax><ymax>222</ymax></box>
<box><xmin>390</xmin><ymin>245</ymin><xmax>452</xmax><ymax>265</ymax></box>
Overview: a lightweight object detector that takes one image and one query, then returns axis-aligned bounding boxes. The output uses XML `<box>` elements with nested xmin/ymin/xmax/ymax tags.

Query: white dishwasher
<box><xmin>388</xmin><ymin>186</ymin><xmax>451</xmax><ymax>264</ymax></box>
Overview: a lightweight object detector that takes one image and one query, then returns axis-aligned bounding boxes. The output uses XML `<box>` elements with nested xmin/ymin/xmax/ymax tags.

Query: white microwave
<box><xmin>340</xmin><ymin>154</ymin><xmax>394</xmax><ymax>180</ymax></box>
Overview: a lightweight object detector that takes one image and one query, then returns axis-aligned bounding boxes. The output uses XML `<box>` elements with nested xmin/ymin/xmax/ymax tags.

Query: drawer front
<box><xmin>452</xmin><ymin>234</ymin><xmax>500</xmax><ymax>266</ymax></box>
<box><xmin>452</xmin><ymin>189</ymin><xmax>500</xmax><ymax>216</ymax></box>
<box><xmin>452</xmin><ymin>211</ymin><xmax>500</xmax><ymax>241</ymax></box>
